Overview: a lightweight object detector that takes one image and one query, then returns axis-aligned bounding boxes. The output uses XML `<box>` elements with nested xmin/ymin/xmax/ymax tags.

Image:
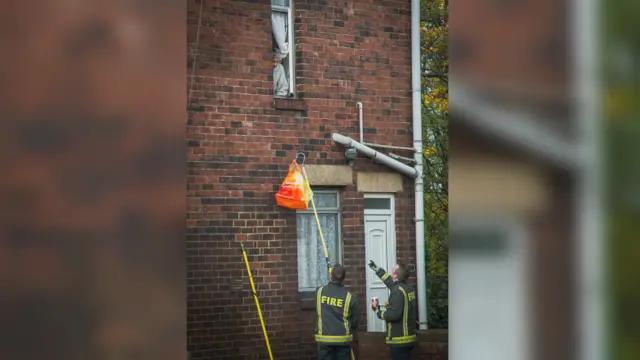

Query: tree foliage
<box><xmin>605</xmin><ymin>0</ymin><xmax>640</xmax><ymax>358</ymax></box>
<box><xmin>421</xmin><ymin>0</ymin><xmax>448</xmax><ymax>329</ymax></box>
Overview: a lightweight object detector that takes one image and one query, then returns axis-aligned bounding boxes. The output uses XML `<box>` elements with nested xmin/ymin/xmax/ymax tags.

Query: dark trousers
<box><xmin>389</xmin><ymin>345</ymin><xmax>414</xmax><ymax>360</ymax></box>
<box><xmin>317</xmin><ymin>343</ymin><xmax>352</xmax><ymax>360</ymax></box>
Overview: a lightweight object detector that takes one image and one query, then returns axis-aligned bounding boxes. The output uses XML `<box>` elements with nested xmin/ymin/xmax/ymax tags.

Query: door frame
<box><xmin>363</xmin><ymin>193</ymin><xmax>396</xmax><ymax>332</ymax></box>
<box><xmin>363</xmin><ymin>193</ymin><xmax>396</xmax><ymax>271</ymax></box>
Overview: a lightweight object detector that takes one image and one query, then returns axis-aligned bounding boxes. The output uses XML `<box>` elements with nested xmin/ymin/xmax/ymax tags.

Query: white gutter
<box><xmin>357</xmin><ymin>102</ymin><xmax>364</xmax><ymax>143</ymax></box>
<box><xmin>573</xmin><ymin>0</ymin><xmax>604</xmax><ymax>357</ymax></box>
<box><xmin>332</xmin><ymin>133</ymin><xmax>417</xmax><ymax>178</ymax></box>
<box><xmin>411</xmin><ymin>0</ymin><xmax>427</xmax><ymax>330</ymax></box>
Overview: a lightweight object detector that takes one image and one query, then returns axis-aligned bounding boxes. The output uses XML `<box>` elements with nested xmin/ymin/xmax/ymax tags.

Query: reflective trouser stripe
<box><xmin>315</xmin><ymin>335</ymin><xmax>353</xmax><ymax>343</ymax></box>
<box><xmin>385</xmin><ymin>335</ymin><xmax>417</xmax><ymax>345</ymax></box>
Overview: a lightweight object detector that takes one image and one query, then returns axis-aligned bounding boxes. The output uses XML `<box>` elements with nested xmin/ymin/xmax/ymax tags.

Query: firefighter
<box><xmin>368</xmin><ymin>260</ymin><xmax>417</xmax><ymax>360</ymax></box>
<box><xmin>315</xmin><ymin>264</ymin><xmax>360</xmax><ymax>360</ymax></box>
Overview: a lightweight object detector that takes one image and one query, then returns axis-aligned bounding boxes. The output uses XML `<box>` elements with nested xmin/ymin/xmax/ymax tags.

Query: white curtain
<box><xmin>273</xmin><ymin>63</ymin><xmax>289</xmax><ymax>97</ymax></box>
<box><xmin>271</xmin><ymin>12</ymin><xmax>289</xmax><ymax>62</ymax></box>
<box><xmin>297</xmin><ymin>213</ymin><xmax>338</xmax><ymax>291</ymax></box>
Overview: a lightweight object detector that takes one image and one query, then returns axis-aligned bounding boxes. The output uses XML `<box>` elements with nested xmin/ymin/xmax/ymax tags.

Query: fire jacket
<box><xmin>314</xmin><ymin>281</ymin><xmax>360</xmax><ymax>344</ymax></box>
<box><xmin>374</xmin><ymin>268</ymin><xmax>417</xmax><ymax>347</ymax></box>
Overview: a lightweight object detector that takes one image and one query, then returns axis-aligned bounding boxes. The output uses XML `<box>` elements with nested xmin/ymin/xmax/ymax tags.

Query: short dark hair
<box><xmin>331</xmin><ymin>264</ymin><xmax>346</xmax><ymax>283</ymax></box>
<box><xmin>395</xmin><ymin>263</ymin><xmax>410</xmax><ymax>282</ymax></box>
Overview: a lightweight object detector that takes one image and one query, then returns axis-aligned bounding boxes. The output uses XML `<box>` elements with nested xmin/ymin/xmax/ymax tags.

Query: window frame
<box><xmin>271</xmin><ymin>3</ymin><xmax>296</xmax><ymax>98</ymax></box>
<box><xmin>295</xmin><ymin>189</ymin><xmax>342</xmax><ymax>294</ymax></box>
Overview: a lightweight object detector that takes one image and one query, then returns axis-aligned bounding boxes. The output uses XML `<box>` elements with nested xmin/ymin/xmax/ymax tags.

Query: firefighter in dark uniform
<box><xmin>315</xmin><ymin>264</ymin><xmax>360</xmax><ymax>360</ymax></box>
<box><xmin>368</xmin><ymin>260</ymin><xmax>417</xmax><ymax>360</ymax></box>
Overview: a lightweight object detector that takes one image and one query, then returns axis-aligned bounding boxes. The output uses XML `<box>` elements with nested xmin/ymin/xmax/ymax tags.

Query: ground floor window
<box><xmin>296</xmin><ymin>189</ymin><xmax>341</xmax><ymax>293</ymax></box>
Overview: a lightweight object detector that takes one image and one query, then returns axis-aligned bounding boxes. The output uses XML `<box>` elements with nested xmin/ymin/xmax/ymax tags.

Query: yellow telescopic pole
<box><xmin>240</xmin><ymin>242</ymin><xmax>275</xmax><ymax>360</ymax></box>
<box><xmin>302</xmin><ymin>168</ymin><xmax>333</xmax><ymax>275</ymax></box>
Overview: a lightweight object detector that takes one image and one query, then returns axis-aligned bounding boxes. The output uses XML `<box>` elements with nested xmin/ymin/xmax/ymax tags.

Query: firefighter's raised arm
<box><xmin>367</xmin><ymin>260</ymin><xmax>395</xmax><ymax>289</ymax></box>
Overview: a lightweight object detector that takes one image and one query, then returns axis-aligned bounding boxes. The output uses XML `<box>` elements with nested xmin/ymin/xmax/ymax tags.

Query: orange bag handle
<box><xmin>289</xmin><ymin>160</ymin><xmax>302</xmax><ymax>174</ymax></box>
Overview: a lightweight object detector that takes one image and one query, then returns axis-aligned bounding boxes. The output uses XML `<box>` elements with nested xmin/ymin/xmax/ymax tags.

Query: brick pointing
<box><xmin>187</xmin><ymin>0</ymin><xmax>426</xmax><ymax>358</ymax></box>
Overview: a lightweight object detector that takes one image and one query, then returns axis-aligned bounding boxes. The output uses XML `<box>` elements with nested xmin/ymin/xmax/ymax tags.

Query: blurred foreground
<box><xmin>0</xmin><ymin>0</ymin><xmax>637</xmax><ymax>360</ymax></box>
<box><xmin>0</xmin><ymin>1</ymin><xmax>185</xmax><ymax>360</ymax></box>
<box><xmin>449</xmin><ymin>0</ymin><xmax>638</xmax><ymax>359</ymax></box>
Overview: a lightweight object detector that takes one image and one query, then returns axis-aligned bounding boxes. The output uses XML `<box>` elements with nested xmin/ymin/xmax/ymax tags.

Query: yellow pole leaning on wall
<box><xmin>240</xmin><ymin>242</ymin><xmax>275</xmax><ymax>360</ymax></box>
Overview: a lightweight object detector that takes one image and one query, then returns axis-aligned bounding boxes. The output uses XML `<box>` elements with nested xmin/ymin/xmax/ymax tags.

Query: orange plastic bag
<box><xmin>275</xmin><ymin>161</ymin><xmax>311</xmax><ymax>210</ymax></box>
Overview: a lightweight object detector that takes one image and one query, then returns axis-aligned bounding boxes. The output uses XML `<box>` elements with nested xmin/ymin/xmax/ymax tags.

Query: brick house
<box><xmin>448</xmin><ymin>0</ymin><xmax>602</xmax><ymax>360</ymax></box>
<box><xmin>187</xmin><ymin>0</ymin><xmax>446</xmax><ymax>359</ymax></box>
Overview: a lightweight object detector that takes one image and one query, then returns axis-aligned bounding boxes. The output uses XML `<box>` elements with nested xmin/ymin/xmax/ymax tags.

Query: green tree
<box><xmin>605</xmin><ymin>0</ymin><xmax>640</xmax><ymax>358</ymax></box>
<box><xmin>421</xmin><ymin>0</ymin><xmax>448</xmax><ymax>329</ymax></box>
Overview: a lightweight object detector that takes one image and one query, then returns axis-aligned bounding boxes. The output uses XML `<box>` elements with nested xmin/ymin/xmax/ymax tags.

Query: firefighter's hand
<box><xmin>368</xmin><ymin>260</ymin><xmax>379</xmax><ymax>271</ymax></box>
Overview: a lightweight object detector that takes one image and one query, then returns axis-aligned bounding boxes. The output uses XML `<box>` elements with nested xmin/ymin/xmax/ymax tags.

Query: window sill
<box><xmin>300</xmin><ymin>298</ymin><xmax>316</xmax><ymax>310</ymax></box>
<box><xmin>299</xmin><ymin>290</ymin><xmax>316</xmax><ymax>310</ymax></box>
<box><xmin>274</xmin><ymin>97</ymin><xmax>307</xmax><ymax>111</ymax></box>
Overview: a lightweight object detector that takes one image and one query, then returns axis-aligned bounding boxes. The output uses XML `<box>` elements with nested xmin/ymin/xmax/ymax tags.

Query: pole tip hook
<box><xmin>295</xmin><ymin>152</ymin><xmax>306</xmax><ymax>165</ymax></box>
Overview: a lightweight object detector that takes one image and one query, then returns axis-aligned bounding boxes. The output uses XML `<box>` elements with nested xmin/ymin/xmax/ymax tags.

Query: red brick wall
<box><xmin>450</xmin><ymin>0</ymin><xmax>569</xmax><ymax>93</ymax></box>
<box><xmin>187</xmin><ymin>0</ymin><xmax>422</xmax><ymax>359</ymax></box>
<box><xmin>356</xmin><ymin>331</ymin><xmax>448</xmax><ymax>360</ymax></box>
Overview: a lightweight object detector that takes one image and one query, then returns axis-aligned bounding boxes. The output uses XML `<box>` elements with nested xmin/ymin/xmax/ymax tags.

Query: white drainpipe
<box><xmin>411</xmin><ymin>0</ymin><xmax>427</xmax><ymax>330</ymax></box>
<box><xmin>357</xmin><ymin>102</ymin><xmax>364</xmax><ymax>143</ymax></box>
<box><xmin>573</xmin><ymin>0</ymin><xmax>604</xmax><ymax>357</ymax></box>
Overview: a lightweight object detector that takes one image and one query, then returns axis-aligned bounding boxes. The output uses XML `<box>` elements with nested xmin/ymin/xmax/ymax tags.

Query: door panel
<box><xmin>365</xmin><ymin>214</ymin><xmax>394</xmax><ymax>332</ymax></box>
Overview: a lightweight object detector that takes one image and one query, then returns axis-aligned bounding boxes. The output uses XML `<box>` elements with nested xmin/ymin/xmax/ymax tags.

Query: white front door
<box><xmin>364</xmin><ymin>194</ymin><xmax>396</xmax><ymax>332</ymax></box>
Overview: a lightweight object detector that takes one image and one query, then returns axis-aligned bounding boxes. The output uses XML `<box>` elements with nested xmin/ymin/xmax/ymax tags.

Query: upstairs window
<box><xmin>271</xmin><ymin>0</ymin><xmax>295</xmax><ymax>98</ymax></box>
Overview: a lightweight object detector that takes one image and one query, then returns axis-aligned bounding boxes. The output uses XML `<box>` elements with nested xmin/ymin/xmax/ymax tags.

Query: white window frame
<box><xmin>296</xmin><ymin>189</ymin><xmax>342</xmax><ymax>293</ymax></box>
<box><xmin>363</xmin><ymin>193</ymin><xmax>395</xmax><ymax>215</ymax></box>
<box><xmin>271</xmin><ymin>3</ymin><xmax>296</xmax><ymax>97</ymax></box>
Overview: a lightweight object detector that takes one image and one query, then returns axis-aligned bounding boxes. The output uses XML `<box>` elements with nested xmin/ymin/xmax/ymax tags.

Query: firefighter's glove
<box><xmin>368</xmin><ymin>260</ymin><xmax>379</xmax><ymax>272</ymax></box>
<box><xmin>368</xmin><ymin>260</ymin><xmax>386</xmax><ymax>277</ymax></box>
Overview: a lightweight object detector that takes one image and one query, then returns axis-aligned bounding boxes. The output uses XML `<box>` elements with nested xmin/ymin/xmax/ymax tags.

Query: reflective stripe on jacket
<box><xmin>315</xmin><ymin>281</ymin><xmax>359</xmax><ymax>344</ymax></box>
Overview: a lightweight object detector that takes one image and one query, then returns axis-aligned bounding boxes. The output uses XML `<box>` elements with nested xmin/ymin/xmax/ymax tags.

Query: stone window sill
<box><xmin>299</xmin><ymin>291</ymin><xmax>316</xmax><ymax>310</ymax></box>
<box><xmin>274</xmin><ymin>97</ymin><xmax>307</xmax><ymax>111</ymax></box>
